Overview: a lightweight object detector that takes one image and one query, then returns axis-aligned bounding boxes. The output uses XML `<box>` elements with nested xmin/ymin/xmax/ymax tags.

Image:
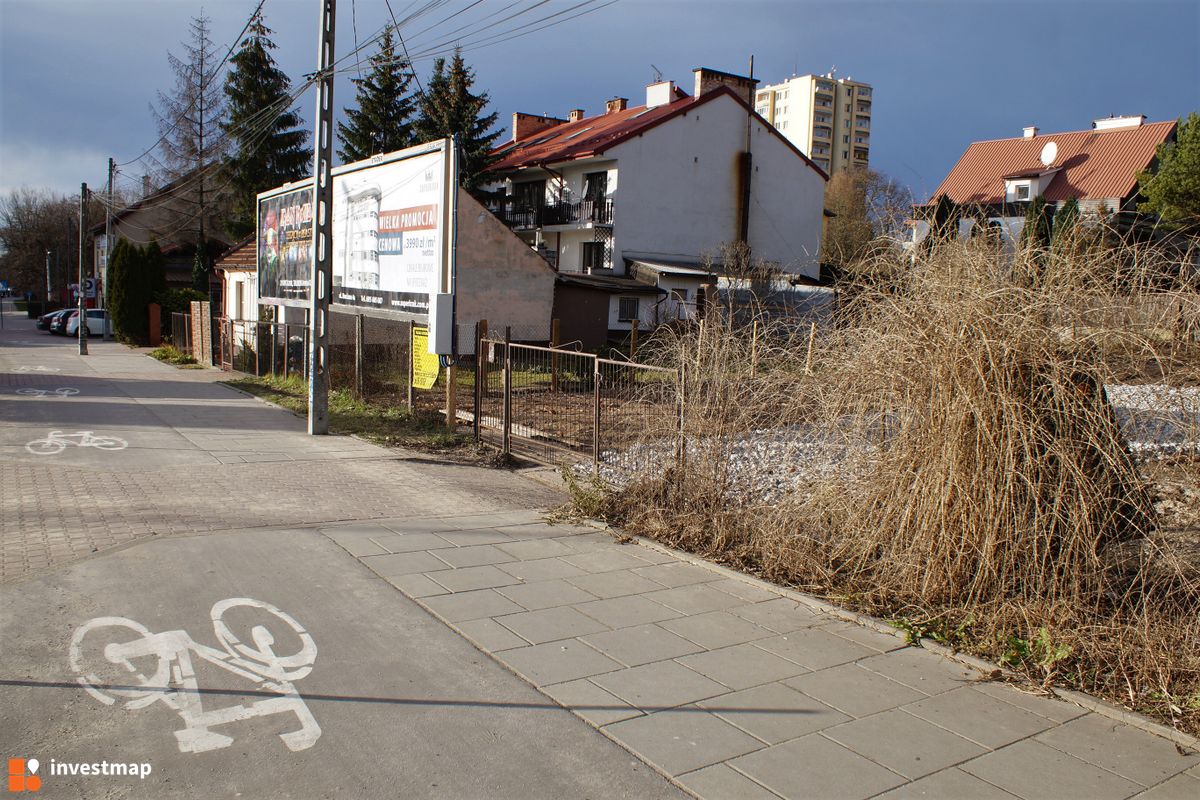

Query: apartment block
<box><xmin>754</xmin><ymin>71</ymin><xmax>872</xmax><ymax>174</ymax></box>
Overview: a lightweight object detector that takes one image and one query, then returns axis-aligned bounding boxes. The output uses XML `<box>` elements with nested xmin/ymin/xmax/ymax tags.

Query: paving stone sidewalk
<box><xmin>323</xmin><ymin>512</ymin><xmax>1200</xmax><ymax>800</ymax></box>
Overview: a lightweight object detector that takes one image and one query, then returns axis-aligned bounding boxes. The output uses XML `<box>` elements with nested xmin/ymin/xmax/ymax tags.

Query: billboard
<box><xmin>257</xmin><ymin>140</ymin><xmax>449</xmax><ymax>316</ymax></box>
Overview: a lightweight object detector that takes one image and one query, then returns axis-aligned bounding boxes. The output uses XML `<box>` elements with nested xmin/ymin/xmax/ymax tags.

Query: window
<box><xmin>1016</xmin><ymin>184</ymin><xmax>1030</xmax><ymax>200</ymax></box>
<box><xmin>582</xmin><ymin>242</ymin><xmax>606</xmax><ymax>271</ymax></box>
<box><xmin>582</xmin><ymin>171</ymin><xmax>607</xmax><ymax>203</ymax></box>
<box><xmin>670</xmin><ymin>288</ymin><xmax>689</xmax><ymax>303</ymax></box>
<box><xmin>844</xmin><ymin>120</ymin><xmax>850</xmax><ymax>129</ymax></box>
<box><xmin>514</xmin><ymin>179</ymin><xmax>545</xmax><ymax>208</ymax></box>
<box><xmin>843</xmin><ymin>135</ymin><xmax>849</xmax><ymax>143</ymax></box>
<box><xmin>845</xmin><ymin>103</ymin><xmax>851</xmax><ymax>112</ymax></box>
<box><xmin>618</xmin><ymin>297</ymin><xmax>640</xmax><ymax>321</ymax></box>
<box><xmin>843</xmin><ymin>150</ymin><xmax>849</xmax><ymax>159</ymax></box>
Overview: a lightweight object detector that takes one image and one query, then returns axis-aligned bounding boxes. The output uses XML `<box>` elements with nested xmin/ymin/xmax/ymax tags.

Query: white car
<box><xmin>65</xmin><ymin>309</ymin><xmax>112</xmax><ymax>337</ymax></box>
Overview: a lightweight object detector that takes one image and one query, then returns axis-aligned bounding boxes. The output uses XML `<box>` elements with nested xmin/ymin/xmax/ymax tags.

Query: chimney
<box><xmin>568</xmin><ymin>108</ymin><xmax>586</xmax><ymax>122</ymax></box>
<box><xmin>645</xmin><ymin>81</ymin><xmax>674</xmax><ymax>109</ymax></box>
<box><xmin>692</xmin><ymin>67</ymin><xmax>759</xmax><ymax>105</ymax></box>
<box><xmin>1023</xmin><ymin>126</ymin><xmax>1039</xmax><ymax>138</ymax></box>
<box><xmin>142</xmin><ymin>175</ymin><xmax>152</xmax><ymax>197</ymax></box>
<box><xmin>511</xmin><ymin>111</ymin><xmax>567</xmax><ymax>141</ymax></box>
<box><xmin>606</xmin><ymin>97</ymin><xmax>629</xmax><ymax>114</ymax></box>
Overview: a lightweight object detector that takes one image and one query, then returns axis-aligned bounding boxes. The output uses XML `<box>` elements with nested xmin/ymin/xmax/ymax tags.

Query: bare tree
<box><xmin>0</xmin><ymin>188</ymin><xmax>104</xmax><ymax>301</ymax></box>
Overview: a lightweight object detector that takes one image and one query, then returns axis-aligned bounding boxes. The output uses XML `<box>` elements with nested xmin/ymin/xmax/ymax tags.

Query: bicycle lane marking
<box><xmin>69</xmin><ymin>598</ymin><xmax>322</xmax><ymax>754</ymax></box>
<box><xmin>25</xmin><ymin>431</ymin><xmax>128</xmax><ymax>455</ymax></box>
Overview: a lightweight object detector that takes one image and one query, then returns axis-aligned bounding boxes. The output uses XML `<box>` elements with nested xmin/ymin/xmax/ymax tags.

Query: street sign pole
<box><xmin>306</xmin><ymin>0</ymin><xmax>335</xmax><ymax>434</ymax></box>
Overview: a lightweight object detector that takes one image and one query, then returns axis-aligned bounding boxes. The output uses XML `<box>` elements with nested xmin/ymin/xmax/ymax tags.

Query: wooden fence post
<box><xmin>445</xmin><ymin>363</ymin><xmax>457</xmax><ymax>429</ymax></box>
<box><xmin>474</xmin><ymin>319</ymin><xmax>487</xmax><ymax>441</ymax></box>
<box><xmin>630</xmin><ymin>318</ymin><xmax>638</xmax><ymax>361</ymax></box>
<box><xmin>804</xmin><ymin>322</ymin><xmax>817</xmax><ymax>376</ymax></box>
<box><xmin>750</xmin><ymin>319</ymin><xmax>759</xmax><ymax>378</ymax></box>
<box><xmin>550</xmin><ymin>318</ymin><xmax>560</xmax><ymax>394</ymax></box>
<box><xmin>406</xmin><ymin>319</ymin><xmax>414</xmax><ymax>411</ymax></box>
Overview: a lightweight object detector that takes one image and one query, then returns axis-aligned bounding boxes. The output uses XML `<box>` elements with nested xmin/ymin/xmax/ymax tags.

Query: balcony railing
<box><xmin>488</xmin><ymin>198</ymin><xmax>614</xmax><ymax>230</ymax></box>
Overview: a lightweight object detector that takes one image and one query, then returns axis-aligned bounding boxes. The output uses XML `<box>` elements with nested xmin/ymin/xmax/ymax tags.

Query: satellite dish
<box><xmin>1040</xmin><ymin>141</ymin><xmax>1058</xmax><ymax>167</ymax></box>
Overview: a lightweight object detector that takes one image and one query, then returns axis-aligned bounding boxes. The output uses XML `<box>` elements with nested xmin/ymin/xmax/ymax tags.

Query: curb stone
<box><xmin>568</xmin><ymin>516</ymin><xmax>1200</xmax><ymax>752</ymax></box>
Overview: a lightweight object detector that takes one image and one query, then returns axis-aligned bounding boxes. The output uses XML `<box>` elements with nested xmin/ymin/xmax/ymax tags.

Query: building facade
<box><xmin>754</xmin><ymin>72</ymin><xmax>872</xmax><ymax>175</ymax></box>
<box><xmin>481</xmin><ymin>68</ymin><xmax>828</xmax><ymax>337</ymax></box>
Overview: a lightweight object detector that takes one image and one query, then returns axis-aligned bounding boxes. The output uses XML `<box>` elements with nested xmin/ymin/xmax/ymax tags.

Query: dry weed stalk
<box><xmin>608</xmin><ymin>234</ymin><xmax>1200</xmax><ymax>732</ymax></box>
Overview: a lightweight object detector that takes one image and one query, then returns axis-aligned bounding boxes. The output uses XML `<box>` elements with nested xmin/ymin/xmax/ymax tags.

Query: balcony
<box><xmin>488</xmin><ymin>198</ymin><xmax>614</xmax><ymax>230</ymax></box>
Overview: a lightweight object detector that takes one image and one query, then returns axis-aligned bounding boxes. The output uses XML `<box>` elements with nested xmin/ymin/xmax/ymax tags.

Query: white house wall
<box><xmin>607</xmin><ymin>94</ymin><xmax>824</xmax><ymax>279</ymax></box>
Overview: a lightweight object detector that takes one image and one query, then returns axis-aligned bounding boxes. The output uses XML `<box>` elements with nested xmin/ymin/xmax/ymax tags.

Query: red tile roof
<box><xmin>931</xmin><ymin>120</ymin><xmax>1176</xmax><ymax>205</ymax></box>
<box><xmin>487</xmin><ymin>85</ymin><xmax>826</xmax><ymax>179</ymax></box>
<box><xmin>215</xmin><ymin>235</ymin><xmax>256</xmax><ymax>271</ymax></box>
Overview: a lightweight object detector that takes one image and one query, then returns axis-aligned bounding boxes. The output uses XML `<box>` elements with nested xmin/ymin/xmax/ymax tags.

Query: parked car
<box><xmin>64</xmin><ymin>309</ymin><xmax>112</xmax><ymax>337</ymax></box>
<box><xmin>37</xmin><ymin>308</ymin><xmax>70</xmax><ymax>331</ymax></box>
<box><xmin>49</xmin><ymin>309</ymin><xmax>72</xmax><ymax>334</ymax></box>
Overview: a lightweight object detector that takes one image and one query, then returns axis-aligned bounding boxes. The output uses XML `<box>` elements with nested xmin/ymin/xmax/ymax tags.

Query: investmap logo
<box><xmin>6</xmin><ymin>759</ymin><xmax>40</xmax><ymax>793</ymax></box>
<box><xmin>7</xmin><ymin>757</ymin><xmax>153</xmax><ymax>792</ymax></box>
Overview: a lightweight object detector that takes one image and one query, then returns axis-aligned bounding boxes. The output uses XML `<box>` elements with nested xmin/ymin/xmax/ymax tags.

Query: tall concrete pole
<box><xmin>45</xmin><ymin>250</ymin><xmax>51</xmax><ymax>301</ymax></box>
<box><xmin>104</xmin><ymin>157</ymin><xmax>114</xmax><ymax>339</ymax></box>
<box><xmin>77</xmin><ymin>182</ymin><xmax>88</xmax><ymax>355</ymax></box>
<box><xmin>307</xmin><ymin>0</ymin><xmax>335</xmax><ymax>434</ymax></box>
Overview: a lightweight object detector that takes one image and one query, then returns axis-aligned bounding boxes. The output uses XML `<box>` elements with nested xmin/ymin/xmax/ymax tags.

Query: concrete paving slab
<box><xmin>857</xmin><ymin>647</ymin><xmax>978</xmax><ymax>694</ymax></box>
<box><xmin>541</xmin><ymin>678</ymin><xmax>644</xmax><ymax>727</ymax></box>
<box><xmin>904</xmin><ymin>686</ymin><xmax>1057</xmax><ymax>748</ymax></box>
<box><xmin>698</xmin><ymin>682</ymin><xmax>850</xmax><ymax>744</ymax></box>
<box><xmin>592</xmin><ymin>661</ymin><xmax>730</xmax><ymax>710</ymax></box>
<box><xmin>824</xmin><ymin>708</ymin><xmax>987</xmax><ymax>779</ymax></box>
<box><xmin>604</xmin><ymin>709</ymin><xmax>766</xmax><ymax>776</ymax></box>
<box><xmin>579</xmin><ymin>624</ymin><xmax>705</xmax><ymax>668</ymax></box>
<box><xmin>495</xmin><ymin>578</ymin><xmax>598</xmax><ymax>610</ymax></box>
<box><xmin>575</xmin><ymin>594</ymin><xmax>683</xmax><ymax>627</ymax></box>
<box><xmin>496</xmin><ymin>640</ymin><xmax>623</xmax><ymax>685</ymax></box>
<box><xmin>494</xmin><ymin>606</ymin><xmax>611</xmax><ymax>644</ymax></box>
<box><xmin>727</xmin><ymin>597</ymin><xmax>830</xmax><ymax>633</ymax></box>
<box><xmin>1034</xmin><ymin>714</ymin><xmax>1200</xmax><ymax>787</ymax></box>
<box><xmin>784</xmin><ymin>663</ymin><xmax>928</xmax><ymax>718</ymax></box>
<box><xmin>730</xmin><ymin>733</ymin><xmax>906</xmax><ymax>800</ymax></box>
<box><xmin>427</xmin><ymin>564</ymin><xmax>522</xmax><ymax>592</ymax></box>
<box><xmin>705</xmin><ymin>578</ymin><xmax>782</xmax><ymax>603</ymax></box>
<box><xmin>754</xmin><ymin>627</ymin><xmax>879</xmax><ymax>670</ymax></box>
<box><xmin>1131</xmin><ymin>772</ymin><xmax>1200</xmax><ymax>800</ymax></box>
<box><xmin>678</xmin><ymin>643</ymin><xmax>811</xmax><ymax>691</ymax></box>
<box><xmin>566</xmin><ymin>568</ymin><xmax>668</xmax><ymax>598</ymax></box>
<box><xmin>367</xmin><ymin>531</ymin><xmax>458</xmax><ymax>554</ymax></box>
<box><xmin>430</xmin><ymin>543</ymin><xmax>516</xmax><ymax>568</ymax></box>
<box><xmin>960</xmin><ymin>739</ymin><xmax>1144</xmax><ymax>800</ymax></box>
<box><xmin>495</xmin><ymin>538</ymin><xmax>577</xmax><ymax>560</ymax></box>
<box><xmin>972</xmin><ymin>681</ymin><xmax>1088</xmax><ymax>724</ymax></box>
<box><xmin>662</xmin><ymin>611</ymin><xmax>776</xmax><ymax>650</ymax></box>
<box><xmin>562</xmin><ymin>548</ymin><xmax>658</xmax><ymax>573</ymax></box>
<box><xmin>875</xmin><ymin>767</ymin><xmax>1020</xmax><ymax>799</ymax></box>
<box><xmin>676</xmin><ymin>763</ymin><xmax>781</xmax><ymax>800</ymax></box>
<box><xmin>497</xmin><ymin>556</ymin><xmax>589</xmax><ymax>582</ymax></box>
<box><xmin>378</xmin><ymin>572</ymin><xmax>451</xmax><ymax>598</ymax></box>
<box><xmin>420</xmin><ymin>589</ymin><xmax>526</xmax><ymax>622</ymax></box>
<box><xmin>632</xmin><ymin>561</ymin><xmax>724</xmax><ymax>587</ymax></box>
<box><xmin>362</xmin><ymin>550</ymin><xmax>450</xmax><ymax>578</ymax></box>
<box><xmin>645</xmin><ymin>583</ymin><xmax>747</xmax><ymax>615</ymax></box>
<box><xmin>452</xmin><ymin>618</ymin><xmax>531</xmax><ymax>652</ymax></box>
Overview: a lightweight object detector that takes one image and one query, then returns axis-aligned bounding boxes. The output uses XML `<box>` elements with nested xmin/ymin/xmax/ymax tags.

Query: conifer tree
<box><xmin>1022</xmin><ymin>195</ymin><xmax>1053</xmax><ymax>251</ymax></box>
<box><xmin>415</xmin><ymin>48</ymin><xmax>501</xmax><ymax>189</ymax></box>
<box><xmin>1137</xmin><ymin>112</ymin><xmax>1200</xmax><ymax>227</ymax></box>
<box><xmin>222</xmin><ymin>12</ymin><xmax>309</xmax><ymax>237</ymax></box>
<box><xmin>1052</xmin><ymin>197</ymin><xmax>1081</xmax><ymax>248</ymax></box>
<box><xmin>337</xmin><ymin>26</ymin><xmax>415</xmax><ymax>164</ymax></box>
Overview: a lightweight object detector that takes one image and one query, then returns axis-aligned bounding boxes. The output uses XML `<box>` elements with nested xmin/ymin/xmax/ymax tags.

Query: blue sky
<box><xmin>1</xmin><ymin>0</ymin><xmax>1197</xmax><ymax>202</ymax></box>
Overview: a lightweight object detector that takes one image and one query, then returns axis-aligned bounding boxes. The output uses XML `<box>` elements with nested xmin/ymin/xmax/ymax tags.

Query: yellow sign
<box><xmin>411</xmin><ymin>324</ymin><xmax>440</xmax><ymax>390</ymax></box>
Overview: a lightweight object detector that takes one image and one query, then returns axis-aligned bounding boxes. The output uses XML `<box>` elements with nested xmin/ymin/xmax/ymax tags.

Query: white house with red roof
<box><xmin>480</xmin><ymin>68</ymin><xmax>828</xmax><ymax>342</ymax></box>
<box><xmin>913</xmin><ymin>115</ymin><xmax>1177</xmax><ymax>245</ymax></box>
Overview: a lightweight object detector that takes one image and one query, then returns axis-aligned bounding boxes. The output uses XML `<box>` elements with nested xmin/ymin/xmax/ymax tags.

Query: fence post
<box><xmin>271</xmin><ymin>323</ymin><xmax>277</xmax><ymax>377</ymax></box>
<box><xmin>354</xmin><ymin>313</ymin><xmax>365</xmax><ymax>400</ymax></box>
<box><xmin>406</xmin><ymin>319</ymin><xmax>414</xmax><ymax>411</ymax></box>
<box><xmin>502</xmin><ymin>326</ymin><xmax>512</xmax><ymax>457</ymax></box>
<box><xmin>804</xmin><ymin>322</ymin><xmax>817</xmax><ymax>376</ymax></box>
<box><xmin>630</xmin><ymin>318</ymin><xmax>638</xmax><ymax>361</ymax></box>
<box><xmin>677</xmin><ymin>361</ymin><xmax>687</xmax><ymax>487</ymax></box>
<box><xmin>283</xmin><ymin>323</ymin><xmax>290</xmax><ymax>379</ymax></box>
<box><xmin>473</xmin><ymin>320</ymin><xmax>486</xmax><ymax>441</ymax></box>
<box><xmin>445</xmin><ymin>363</ymin><xmax>457</xmax><ymax>429</ymax></box>
<box><xmin>592</xmin><ymin>354</ymin><xmax>601</xmax><ymax>475</ymax></box>
<box><xmin>550</xmin><ymin>318</ymin><xmax>560</xmax><ymax>394</ymax></box>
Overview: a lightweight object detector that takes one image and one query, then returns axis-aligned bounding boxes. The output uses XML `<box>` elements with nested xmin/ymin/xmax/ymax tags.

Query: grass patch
<box><xmin>149</xmin><ymin>344</ymin><xmax>198</xmax><ymax>365</ymax></box>
<box><xmin>223</xmin><ymin>373</ymin><xmax>487</xmax><ymax>457</ymax></box>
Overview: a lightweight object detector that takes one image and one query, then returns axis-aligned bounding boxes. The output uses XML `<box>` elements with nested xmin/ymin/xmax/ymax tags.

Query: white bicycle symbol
<box><xmin>26</xmin><ymin>430</ymin><xmax>127</xmax><ymax>455</ymax></box>
<box><xmin>70</xmin><ymin>598</ymin><xmax>321</xmax><ymax>754</ymax></box>
<box><xmin>15</xmin><ymin>387</ymin><xmax>79</xmax><ymax>399</ymax></box>
<box><xmin>14</xmin><ymin>365</ymin><xmax>60</xmax><ymax>372</ymax></box>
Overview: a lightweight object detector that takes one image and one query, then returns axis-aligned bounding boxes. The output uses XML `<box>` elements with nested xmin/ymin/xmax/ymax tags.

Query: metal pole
<box><xmin>473</xmin><ymin>320</ymin><xmax>486</xmax><ymax>441</ymax></box>
<box><xmin>103</xmin><ymin>157</ymin><xmax>114</xmax><ymax>339</ymax></box>
<box><xmin>77</xmin><ymin>183</ymin><xmax>88</xmax><ymax>355</ymax></box>
<box><xmin>354</xmin><ymin>313</ymin><xmax>365</xmax><ymax>400</ymax></box>
<box><xmin>45</xmin><ymin>250</ymin><xmax>51</xmax><ymax>303</ymax></box>
<box><xmin>592</xmin><ymin>354</ymin><xmax>601</xmax><ymax>474</ymax></box>
<box><xmin>502</xmin><ymin>326</ymin><xmax>512</xmax><ymax>457</ymax></box>
<box><xmin>306</xmin><ymin>0</ymin><xmax>336</xmax><ymax>435</ymax></box>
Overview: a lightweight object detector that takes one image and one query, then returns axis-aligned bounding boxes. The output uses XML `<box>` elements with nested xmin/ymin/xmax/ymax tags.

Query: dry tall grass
<box><xmin>599</xmin><ymin>234</ymin><xmax>1200</xmax><ymax>734</ymax></box>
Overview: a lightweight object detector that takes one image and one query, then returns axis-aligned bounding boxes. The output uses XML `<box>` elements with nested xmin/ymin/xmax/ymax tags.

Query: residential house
<box><xmin>912</xmin><ymin>115</ymin><xmax>1177</xmax><ymax>246</ymax></box>
<box><xmin>216</xmin><ymin>235</ymin><xmax>257</xmax><ymax>322</ymax></box>
<box><xmin>480</xmin><ymin>67</ymin><xmax>828</xmax><ymax>344</ymax></box>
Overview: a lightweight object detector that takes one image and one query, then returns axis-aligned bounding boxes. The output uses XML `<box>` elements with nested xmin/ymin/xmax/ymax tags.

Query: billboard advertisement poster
<box><xmin>410</xmin><ymin>325</ymin><xmax>440</xmax><ymax>390</ymax></box>
<box><xmin>258</xmin><ymin>187</ymin><xmax>314</xmax><ymax>303</ymax></box>
<box><xmin>257</xmin><ymin>141</ymin><xmax>447</xmax><ymax>315</ymax></box>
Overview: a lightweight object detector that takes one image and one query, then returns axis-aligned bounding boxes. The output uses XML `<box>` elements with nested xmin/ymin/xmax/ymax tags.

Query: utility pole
<box><xmin>45</xmin><ymin>250</ymin><xmax>51</xmax><ymax>302</ymax></box>
<box><xmin>104</xmin><ymin>157</ymin><xmax>114</xmax><ymax>339</ymax></box>
<box><xmin>307</xmin><ymin>0</ymin><xmax>336</xmax><ymax>435</ymax></box>
<box><xmin>78</xmin><ymin>183</ymin><xmax>89</xmax><ymax>355</ymax></box>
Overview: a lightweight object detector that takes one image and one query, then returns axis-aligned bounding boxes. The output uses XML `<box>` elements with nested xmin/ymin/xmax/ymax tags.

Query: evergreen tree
<box><xmin>923</xmin><ymin>194</ymin><xmax>960</xmax><ymax>252</ymax></box>
<box><xmin>1022</xmin><ymin>195</ymin><xmax>1052</xmax><ymax>250</ymax></box>
<box><xmin>1052</xmin><ymin>197</ymin><xmax>1081</xmax><ymax>248</ymax></box>
<box><xmin>222</xmin><ymin>12</ymin><xmax>310</xmax><ymax>237</ymax></box>
<box><xmin>337</xmin><ymin>26</ymin><xmax>415</xmax><ymax>164</ymax></box>
<box><xmin>415</xmin><ymin>48</ymin><xmax>501</xmax><ymax>189</ymax></box>
<box><xmin>108</xmin><ymin>239</ymin><xmax>152</xmax><ymax>343</ymax></box>
<box><xmin>1137</xmin><ymin>112</ymin><xmax>1200</xmax><ymax>227</ymax></box>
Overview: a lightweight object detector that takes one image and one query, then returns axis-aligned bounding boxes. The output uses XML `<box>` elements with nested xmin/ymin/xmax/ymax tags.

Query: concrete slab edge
<box><xmin>570</xmin><ymin>517</ymin><xmax>1200</xmax><ymax>752</ymax></box>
